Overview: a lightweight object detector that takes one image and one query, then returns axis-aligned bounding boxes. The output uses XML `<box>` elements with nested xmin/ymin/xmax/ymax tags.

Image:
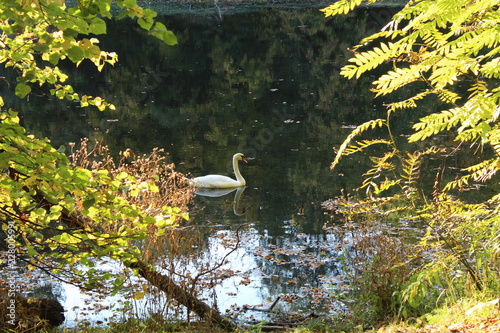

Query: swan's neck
<box><xmin>233</xmin><ymin>156</ymin><xmax>245</xmax><ymax>185</ymax></box>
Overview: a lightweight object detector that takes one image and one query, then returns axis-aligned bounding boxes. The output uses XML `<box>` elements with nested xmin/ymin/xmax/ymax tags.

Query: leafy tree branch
<box><xmin>0</xmin><ymin>0</ymin><xmax>177</xmax><ymax>109</ymax></box>
<box><xmin>322</xmin><ymin>0</ymin><xmax>500</xmax><ymax>320</ymax></box>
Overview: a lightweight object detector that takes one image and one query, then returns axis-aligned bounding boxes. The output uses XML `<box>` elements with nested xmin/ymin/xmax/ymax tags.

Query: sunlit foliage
<box><xmin>0</xmin><ymin>0</ymin><xmax>186</xmax><ymax>320</ymax></box>
<box><xmin>323</xmin><ymin>0</ymin><xmax>500</xmax><ymax>322</ymax></box>
<box><xmin>0</xmin><ymin>0</ymin><xmax>177</xmax><ymax>110</ymax></box>
<box><xmin>1</xmin><ymin>110</ymin><xmax>189</xmax><ymax>290</ymax></box>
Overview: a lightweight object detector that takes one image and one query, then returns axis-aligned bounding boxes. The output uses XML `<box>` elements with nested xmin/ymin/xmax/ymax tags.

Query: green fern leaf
<box><xmin>409</xmin><ymin>109</ymin><xmax>461</xmax><ymax>142</ymax></box>
<box><xmin>480</xmin><ymin>57</ymin><xmax>500</xmax><ymax>78</ymax></box>
<box><xmin>331</xmin><ymin>119</ymin><xmax>387</xmax><ymax>170</ymax></box>
<box><xmin>444</xmin><ymin>158</ymin><xmax>500</xmax><ymax>191</ymax></box>
<box><xmin>468</xmin><ymin>81</ymin><xmax>488</xmax><ymax>98</ymax></box>
<box><xmin>344</xmin><ymin>139</ymin><xmax>394</xmax><ymax>156</ymax></box>
<box><xmin>372</xmin><ymin>66</ymin><xmax>424</xmax><ymax>96</ymax></box>
<box><xmin>387</xmin><ymin>90</ymin><xmax>433</xmax><ymax>113</ymax></box>
<box><xmin>373</xmin><ymin>178</ymin><xmax>401</xmax><ymax>195</ymax></box>
<box><xmin>436</xmin><ymin>89</ymin><xmax>461</xmax><ymax>104</ymax></box>
<box><xmin>321</xmin><ymin>0</ymin><xmax>364</xmax><ymax>17</ymax></box>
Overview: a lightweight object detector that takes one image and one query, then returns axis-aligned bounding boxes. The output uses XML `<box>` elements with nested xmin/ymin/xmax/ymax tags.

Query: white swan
<box><xmin>191</xmin><ymin>153</ymin><xmax>247</xmax><ymax>188</ymax></box>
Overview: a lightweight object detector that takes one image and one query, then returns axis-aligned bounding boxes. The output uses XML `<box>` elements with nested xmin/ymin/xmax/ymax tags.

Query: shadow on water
<box><xmin>1</xmin><ymin>4</ymin><xmax>466</xmax><ymax>327</ymax></box>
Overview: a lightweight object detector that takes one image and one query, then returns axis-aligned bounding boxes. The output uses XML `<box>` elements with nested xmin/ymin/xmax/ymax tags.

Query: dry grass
<box><xmin>68</xmin><ymin>138</ymin><xmax>194</xmax><ymax>213</ymax></box>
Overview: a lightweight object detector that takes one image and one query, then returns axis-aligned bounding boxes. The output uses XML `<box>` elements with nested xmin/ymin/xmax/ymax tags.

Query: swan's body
<box><xmin>192</xmin><ymin>153</ymin><xmax>247</xmax><ymax>188</ymax></box>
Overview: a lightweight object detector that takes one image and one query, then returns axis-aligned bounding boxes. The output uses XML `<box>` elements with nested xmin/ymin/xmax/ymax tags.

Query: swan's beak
<box><xmin>242</xmin><ymin>156</ymin><xmax>248</xmax><ymax>163</ymax></box>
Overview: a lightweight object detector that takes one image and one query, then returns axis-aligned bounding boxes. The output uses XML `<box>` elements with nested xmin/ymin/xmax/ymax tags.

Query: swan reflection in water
<box><xmin>191</xmin><ymin>153</ymin><xmax>247</xmax><ymax>188</ymax></box>
<box><xmin>194</xmin><ymin>186</ymin><xmax>246</xmax><ymax>216</ymax></box>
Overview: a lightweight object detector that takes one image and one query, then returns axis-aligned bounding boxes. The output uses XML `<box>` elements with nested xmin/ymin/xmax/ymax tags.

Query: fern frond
<box><xmin>364</xmin><ymin>151</ymin><xmax>397</xmax><ymax>177</ymax></box>
<box><xmin>320</xmin><ymin>0</ymin><xmax>364</xmax><ymax>17</ymax></box>
<box><xmin>468</xmin><ymin>81</ymin><xmax>488</xmax><ymax>99</ymax></box>
<box><xmin>446</xmin><ymin>29</ymin><xmax>500</xmax><ymax>59</ymax></box>
<box><xmin>455</xmin><ymin>123</ymin><xmax>491</xmax><ymax>143</ymax></box>
<box><xmin>360</xmin><ymin>150</ymin><xmax>398</xmax><ymax>194</ymax></box>
<box><xmin>463</xmin><ymin>158</ymin><xmax>499</xmax><ymax>182</ymax></box>
<box><xmin>438</xmin><ymin>29</ymin><xmax>480</xmax><ymax>57</ymax></box>
<box><xmin>444</xmin><ymin>175</ymin><xmax>470</xmax><ymax>192</ymax></box>
<box><xmin>448</xmin><ymin>0</ymin><xmax>500</xmax><ymax>34</ymax></box>
<box><xmin>401</xmin><ymin>148</ymin><xmax>444</xmax><ymax>198</ymax></box>
<box><xmin>372</xmin><ymin>65</ymin><xmax>425</xmax><ymax>96</ymax></box>
<box><xmin>480</xmin><ymin>57</ymin><xmax>500</xmax><ymax>79</ymax></box>
<box><xmin>398</xmin><ymin>1</ymin><xmax>441</xmax><ymax>30</ymax></box>
<box><xmin>483</xmin><ymin>44</ymin><xmax>500</xmax><ymax>59</ymax></box>
<box><xmin>343</xmin><ymin>139</ymin><xmax>393</xmax><ymax>156</ymax></box>
<box><xmin>420</xmin><ymin>27</ymin><xmax>449</xmax><ymax>48</ymax></box>
<box><xmin>373</xmin><ymin>178</ymin><xmax>401</xmax><ymax>195</ymax></box>
<box><xmin>332</xmin><ymin>196</ymin><xmax>396</xmax><ymax>216</ymax></box>
<box><xmin>393</xmin><ymin>0</ymin><xmax>433</xmax><ymax>22</ymax></box>
<box><xmin>489</xmin><ymin>194</ymin><xmax>500</xmax><ymax>204</ymax></box>
<box><xmin>341</xmin><ymin>42</ymin><xmax>403</xmax><ymax>79</ymax></box>
<box><xmin>444</xmin><ymin>158</ymin><xmax>500</xmax><ymax>191</ymax></box>
<box><xmin>454</xmin><ymin>94</ymin><xmax>497</xmax><ymax>142</ymax></box>
<box><xmin>331</xmin><ymin>119</ymin><xmax>387</xmax><ymax>170</ymax></box>
<box><xmin>321</xmin><ymin>0</ymin><xmax>382</xmax><ymax>17</ymax></box>
<box><xmin>409</xmin><ymin>108</ymin><xmax>461</xmax><ymax>142</ymax></box>
<box><xmin>489</xmin><ymin>128</ymin><xmax>500</xmax><ymax>156</ymax></box>
<box><xmin>401</xmin><ymin>151</ymin><xmax>422</xmax><ymax>184</ymax></box>
<box><xmin>462</xmin><ymin>158</ymin><xmax>496</xmax><ymax>172</ymax></box>
<box><xmin>358</xmin><ymin>30</ymin><xmax>406</xmax><ymax>48</ymax></box>
<box><xmin>387</xmin><ymin>90</ymin><xmax>433</xmax><ymax>113</ymax></box>
<box><xmin>436</xmin><ymin>89</ymin><xmax>461</xmax><ymax>104</ymax></box>
<box><xmin>433</xmin><ymin>58</ymin><xmax>481</xmax><ymax>87</ymax></box>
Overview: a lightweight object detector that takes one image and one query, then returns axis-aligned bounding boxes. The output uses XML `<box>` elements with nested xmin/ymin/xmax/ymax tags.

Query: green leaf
<box><xmin>27</xmin><ymin>247</ymin><xmax>38</xmax><ymax>256</ymax></box>
<box><xmin>138</xmin><ymin>17</ymin><xmax>154</xmax><ymax>30</ymax></box>
<box><xmin>15</xmin><ymin>83</ymin><xmax>31</xmax><ymax>98</ymax></box>
<box><xmin>116</xmin><ymin>171</ymin><xmax>129</xmax><ymax>180</ymax></box>
<box><xmin>49</xmin><ymin>205</ymin><xmax>63</xmax><ymax>220</ymax></box>
<box><xmin>149</xmin><ymin>22</ymin><xmax>177</xmax><ymax>46</ymax></box>
<box><xmin>54</xmin><ymin>233</ymin><xmax>73</xmax><ymax>244</ymax></box>
<box><xmin>47</xmin><ymin>52</ymin><xmax>61</xmax><ymax>65</ymax></box>
<box><xmin>89</xmin><ymin>17</ymin><xmax>107</xmax><ymax>35</ymax></box>
<box><xmin>83</xmin><ymin>198</ymin><xmax>96</xmax><ymax>210</ymax></box>
<box><xmin>67</xmin><ymin>46</ymin><xmax>84</xmax><ymax>63</ymax></box>
<box><xmin>117</xmin><ymin>0</ymin><xmax>137</xmax><ymax>7</ymax></box>
<box><xmin>137</xmin><ymin>8</ymin><xmax>157</xmax><ymax>30</ymax></box>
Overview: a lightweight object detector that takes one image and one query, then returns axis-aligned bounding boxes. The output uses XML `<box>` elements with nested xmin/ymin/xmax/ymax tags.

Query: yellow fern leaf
<box><xmin>387</xmin><ymin>90</ymin><xmax>433</xmax><ymax>113</ymax></box>
<box><xmin>444</xmin><ymin>158</ymin><xmax>500</xmax><ymax>191</ymax></box>
<box><xmin>331</xmin><ymin>119</ymin><xmax>387</xmax><ymax>170</ymax></box>
<box><xmin>409</xmin><ymin>109</ymin><xmax>458</xmax><ymax>142</ymax></box>
<box><xmin>320</xmin><ymin>0</ymin><xmax>364</xmax><ymax>17</ymax></box>
<box><xmin>372</xmin><ymin>66</ymin><xmax>424</xmax><ymax>96</ymax></box>
<box><xmin>344</xmin><ymin>139</ymin><xmax>394</xmax><ymax>156</ymax></box>
<box><xmin>436</xmin><ymin>89</ymin><xmax>461</xmax><ymax>104</ymax></box>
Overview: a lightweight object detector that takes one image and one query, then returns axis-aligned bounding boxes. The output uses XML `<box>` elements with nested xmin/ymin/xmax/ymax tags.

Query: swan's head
<box><xmin>234</xmin><ymin>153</ymin><xmax>247</xmax><ymax>163</ymax></box>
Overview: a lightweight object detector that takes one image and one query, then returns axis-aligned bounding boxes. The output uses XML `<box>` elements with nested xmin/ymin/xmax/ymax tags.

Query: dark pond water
<box><xmin>3</xmin><ymin>3</ymin><xmax>482</xmax><ymax>327</ymax></box>
<box><xmin>11</xmin><ymin>5</ymin><xmax>414</xmax><ymax>212</ymax></box>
